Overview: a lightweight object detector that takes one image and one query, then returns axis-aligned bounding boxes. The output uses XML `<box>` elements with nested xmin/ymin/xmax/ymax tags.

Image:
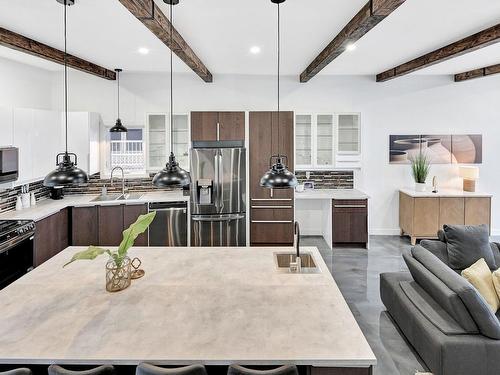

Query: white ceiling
<box><xmin>0</xmin><ymin>0</ymin><xmax>499</xmax><ymax>78</ymax></box>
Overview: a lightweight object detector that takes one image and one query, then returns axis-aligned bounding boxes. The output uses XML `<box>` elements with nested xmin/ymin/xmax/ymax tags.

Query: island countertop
<box><xmin>0</xmin><ymin>246</ymin><xmax>376</xmax><ymax>368</ymax></box>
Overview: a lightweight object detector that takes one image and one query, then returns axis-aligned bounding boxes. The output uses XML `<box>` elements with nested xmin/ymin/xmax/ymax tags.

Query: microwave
<box><xmin>0</xmin><ymin>147</ymin><xmax>19</xmax><ymax>183</ymax></box>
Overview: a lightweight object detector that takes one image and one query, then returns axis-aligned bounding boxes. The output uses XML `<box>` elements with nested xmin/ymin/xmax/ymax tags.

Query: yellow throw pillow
<box><xmin>461</xmin><ymin>258</ymin><xmax>499</xmax><ymax>313</ymax></box>
<box><xmin>493</xmin><ymin>269</ymin><xmax>500</xmax><ymax>300</ymax></box>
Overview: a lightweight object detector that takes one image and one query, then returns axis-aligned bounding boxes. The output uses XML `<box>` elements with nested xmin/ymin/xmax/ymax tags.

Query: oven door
<box><xmin>0</xmin><ymin>233</ymin><xmax>34</xmax><ymax>289</ymax></box>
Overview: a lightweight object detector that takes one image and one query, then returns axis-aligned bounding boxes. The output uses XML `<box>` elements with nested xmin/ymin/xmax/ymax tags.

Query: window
<box><xmin>110</xmin><ymin>129</ymin><xmax>146</xmax><ymax>174</ymax></box>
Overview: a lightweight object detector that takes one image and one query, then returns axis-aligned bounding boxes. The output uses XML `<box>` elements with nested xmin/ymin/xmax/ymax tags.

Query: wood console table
<box><xmin>399</xmin><ymin>188</ymin><xmax>492</xmax><ymax>245</ymax></box>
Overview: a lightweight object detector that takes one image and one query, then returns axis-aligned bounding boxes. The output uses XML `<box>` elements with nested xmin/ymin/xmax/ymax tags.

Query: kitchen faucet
<box><xmin>111</xmin><ymin>166</ymin><xmax>125</xmax><ymax>196</ymax></box>
<box><xmin>290</xmin><ymin>221</ymin><xmax>302</xmax><ymax>273</ymax></box>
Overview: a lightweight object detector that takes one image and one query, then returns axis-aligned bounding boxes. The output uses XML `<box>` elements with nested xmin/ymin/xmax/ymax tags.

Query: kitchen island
<box><xmin>0</xmin><ymin>246</ymin><xmax>375</xmax><ymax>373</ymax></box>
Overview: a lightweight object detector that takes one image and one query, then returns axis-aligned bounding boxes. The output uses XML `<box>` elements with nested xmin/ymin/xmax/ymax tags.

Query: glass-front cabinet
<box><xmin>295</xmin><ymin>112</ymin><xmax>361</xmax><ymax>170</ymax></box>
<box><xmin>146</xmin><ymin>113</ymin><xmax>189</xmax><ymax>171</ymax></box>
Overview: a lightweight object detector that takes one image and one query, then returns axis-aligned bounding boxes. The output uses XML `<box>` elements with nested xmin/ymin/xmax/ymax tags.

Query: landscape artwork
<box><xmin>389</xmin><ymin>134</ymin><xmax>482</xmax><ymax>164</ymax></box>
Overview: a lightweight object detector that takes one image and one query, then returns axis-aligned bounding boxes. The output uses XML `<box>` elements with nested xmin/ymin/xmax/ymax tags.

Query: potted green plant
<box><xmin>64</xmin><ymin>211</ymin><xmax>156</xmax><ymax>292</ymax></box>
<box><xmin>410</xmin><ymin>152</ymin><xmax>430</xmax><ymax>192</ymax></box>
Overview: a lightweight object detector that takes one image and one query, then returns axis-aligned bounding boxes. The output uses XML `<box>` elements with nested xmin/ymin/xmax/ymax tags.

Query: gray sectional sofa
<box><xmin>381</xmin><ymin>226</ymin><xmax>500</xmax><ymax>375</ymax></box>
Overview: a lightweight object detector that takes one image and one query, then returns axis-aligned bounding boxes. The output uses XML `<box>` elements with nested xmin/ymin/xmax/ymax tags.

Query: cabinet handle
<box><xmin>270</xmin><ymin>188</ymin><xmax>274</xmax><ymax>198</ymax></box>
<box><xmin>216</xmin><ymin>122</ymin><xmax>220</xmax><ymax>141</ymax></box>
<box><xmin>333</xmin><ymin>204</ymin><xmax>366</xmax><ymax>208</ymax></box>
<box><xmin>251</xmin><ymin>206</ymin><xmax>293</xmax><ymax>209</ymax></box>
<box><xmin>251</xmin><ymin>198</ymin><xmax>292</xmax><ymax>201</ymax></box>
<box><xmin>251</xmin><ymin>220</ymin><xmax>293</xmax><ymax>223</ymax></box>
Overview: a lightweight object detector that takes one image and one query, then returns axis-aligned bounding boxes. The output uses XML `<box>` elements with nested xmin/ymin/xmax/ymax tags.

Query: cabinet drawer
<box><xmin>250</xmin><ymin>222</ymin><xmax>294</xmax><ymax>245</ymax></box>
<box><xmin>332</xmin><ymin>199</ymin><xmax>367</xmax><ymax>213</ymax></box>
<box><xmin>251</xmin><ymin>207</ymin><xmax>294</xmax><ymax>222</ymax></box>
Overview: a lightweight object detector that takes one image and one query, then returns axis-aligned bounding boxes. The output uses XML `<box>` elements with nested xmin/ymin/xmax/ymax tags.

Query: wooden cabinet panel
<box><xmin>123</xmin><ymin>204</ymin><xmax>148</xmax><ymax>246</ymax></box>
<box><xmin>34</xmin><ymin>208</ymin><xmax>69</xmax><ymax>267</ymax></box>
<box><xmin>249</xmin><ymin>112</ymin><xmax>274</xmax><ymax>200</ymax></box>
<box><xmin>98</xmin><ymin>205</ymin><xmax>124</xmax><ymax>246</ymax></box>
<box><xmin>191</xmin><ymin>112</ymin><xmax>218</xmax><ymax>141</ymax></box>
<box><xmin>250</xmin><ymin>222</ymin><xmax>294</xmax><ymax>245</ymax></box>
<box><xmin>71</xmin><ymin>206</ymin><xmax>98</xmax><ymax>246</ymax></box>
<box><xmin>219</xmin><ymin>112</ymin><xmax>245</xmax><ymax>141</ymax></box>
<box><xmin>439</xmin><ymin>198</ymin><xmax>464</xmax><ymax>228</ymax></box>
<box><xmin>465</xmin><ymin>197</ymin><xmax>491</xmax><ymax>228</ymax></box>
<box><xmin>332</xmin><ymin>200</ymin><xmax>368</xmax><ymax>245</ymax></box>
<box><xmin>413</xmin><ymin>198</ymin><xmax>439</xmax><ymax>237</ymax></box>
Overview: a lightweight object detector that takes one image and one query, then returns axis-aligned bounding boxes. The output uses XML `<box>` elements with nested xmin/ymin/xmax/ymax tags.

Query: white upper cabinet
<box><xmin>0</xmin><ymin>106</ymin><xmax>13</xmax><ymax>146</ymax></box>
<box><xmin>146</xmin><ymin>113</ymin><xmax>189</xmax><ymax>171</ymax></box>
<box><xmin>295</xmin><ymin>112</ymin><xmax>361</xmax><ymax>170</ymax></box>
<box><xmin>66</xmin><ymin>112</ymin><xmax>100</xmax><ymax>175</ymax></box>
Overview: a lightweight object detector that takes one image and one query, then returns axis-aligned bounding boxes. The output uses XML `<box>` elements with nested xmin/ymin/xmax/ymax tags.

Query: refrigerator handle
<box><xmin>214</xmin><ymin>149</ymin><xmax>220</xmax><ymax>211</ymax></box>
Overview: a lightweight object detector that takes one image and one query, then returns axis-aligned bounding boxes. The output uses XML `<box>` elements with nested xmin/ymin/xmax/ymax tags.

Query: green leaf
<box><xmin>63</xmin><ymin>246</ymin><xmax>112</xmax><ymax>267</ymax></box>
<box><xmin>117</xmin><ymin>211</ymin><xmax>156</xmax><ymax>258</ymax></box>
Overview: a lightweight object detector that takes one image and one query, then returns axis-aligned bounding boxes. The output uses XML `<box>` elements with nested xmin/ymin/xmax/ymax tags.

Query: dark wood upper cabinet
<box><xmin>35</xmin><ymin>208</ymin><xmax>69</xmax><ymax>267</ymax></box>
<box><xmin>249</xmin><ymin>111</ymin><xmax>294</xmax><ymax>245</ymax></box>
<box><xmin>123</xmin><ymin>204</ymin><xmax>148</xmax><ymax>246</ymax></box>
<box><xmin>191</xmin><ymin>111</ymin><xmax>245</xmax><ymax>142</ymax></box>
<box><xmin>71</xmin><ymin>206</ymin><xmax>99</xmax><ymax>246</ymax></box>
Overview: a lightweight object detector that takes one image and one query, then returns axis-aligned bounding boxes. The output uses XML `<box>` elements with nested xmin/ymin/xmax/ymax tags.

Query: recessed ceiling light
<box><xmin>250</xmin><ymin>46</ymin><xmax>261</xmax><ymax>55</ymax></box>
<box><xmin>346</xmin><ymin>43</ymin><xmax>356</xmax><ymax>52</ymax></box>
<box><xmin>138</xmin><ymin>47</ymin><xmax>150</xmax><ymax>55</ymax></box>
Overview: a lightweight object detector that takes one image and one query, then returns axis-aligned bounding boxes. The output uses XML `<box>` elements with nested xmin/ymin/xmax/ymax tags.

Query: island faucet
<box><xmin>290</xmin><ymin>221</ymin><xmax>302</xmax><ymax>273</ymax></box>
<box><xmin>111</xmin><ymin>166</ymin><xmax>126</xmax><ymax>196</ymax></box>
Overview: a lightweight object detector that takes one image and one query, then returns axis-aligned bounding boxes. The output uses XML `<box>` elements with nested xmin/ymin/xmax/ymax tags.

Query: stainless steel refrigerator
<box><xmin>190</xmin><ymin>142</ymin><xmax>246</xmax><ymax>246</ymax></box>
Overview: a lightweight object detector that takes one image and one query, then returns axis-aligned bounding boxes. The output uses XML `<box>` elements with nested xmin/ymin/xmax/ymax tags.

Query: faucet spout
<box><xmin>111</xmin><ymin>166</ymin><xmax>125</xmax><ymax>196</ymax></box>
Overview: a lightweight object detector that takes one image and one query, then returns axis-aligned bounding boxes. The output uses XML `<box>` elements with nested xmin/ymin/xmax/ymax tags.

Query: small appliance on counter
<box><xmin>50</xmin><ymin>187</ymin><xmax>65</xmax><ymax>200</ymax></box>
<box><xmin>0</xmin><ymin>147</ymin><xmax>19</xmax><ymax>183</ymax></box>
<box><xmin>303</xmin><ymin>181</ymin><xmax>315</xmax><ymax>190</ymax></box>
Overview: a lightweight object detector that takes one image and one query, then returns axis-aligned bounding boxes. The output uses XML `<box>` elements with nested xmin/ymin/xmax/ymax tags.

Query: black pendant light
<box><xmin>260</xmin><ymin>0</ymin><xmax>298</xmax><ymax>190</ymax></box>
<box><xmin>153</xmin><ymin>0</ymin><xmax>191</xmax><ymax>188</ymax></box>
<box><xmin>110</xmin><ymin>68</ymin><xmax>128</xmax><ymax>133</ymax></box>
<box><xmin>44</xmin><ymin>0</ymin><xmax>89</xmax><ymax>188</ymax></box>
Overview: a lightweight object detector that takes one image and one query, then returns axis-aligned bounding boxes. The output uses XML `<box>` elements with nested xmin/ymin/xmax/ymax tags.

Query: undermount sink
<box><xmin>274</xmin><ymin>252</ymin><xmax>320</xmax><ymax>274</ymax></box>
<box><xmin>90</xmin><ymin>194</ymin><xmax>121</xmax><ymax>202</ymax></box>
<box><xmin>90</xmin><ymin>193</ymin><xmax>144</xmax><ymax>202</ymax></box>
<box><xmin>116</xmin><ymin>193</ymin><xmax>144</xmax><ymax>201</ymax></box>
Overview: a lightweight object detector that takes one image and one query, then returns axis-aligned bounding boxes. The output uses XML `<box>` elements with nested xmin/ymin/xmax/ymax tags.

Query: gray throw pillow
<box><xmin>443</xmin><ymin>224</ymin><xmax>496</xmax><ymax>270</ymax></box>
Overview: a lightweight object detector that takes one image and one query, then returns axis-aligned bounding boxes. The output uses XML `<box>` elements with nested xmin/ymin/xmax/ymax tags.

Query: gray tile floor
<box><xmin>301</xmin><ymin>235</ymin><xmax>427</xmax><ymax>375</ymax></box>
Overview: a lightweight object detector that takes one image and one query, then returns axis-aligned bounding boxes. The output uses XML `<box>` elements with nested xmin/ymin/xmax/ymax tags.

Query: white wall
<box><xmin>0</xmin><ymin>57</ymin><xmax>54</xmax><ymax>110</ymax></box>
<box><xmin>3</xmin><ymin>57</ymin><xmax>500</xmax><ymax>234</ymax></box>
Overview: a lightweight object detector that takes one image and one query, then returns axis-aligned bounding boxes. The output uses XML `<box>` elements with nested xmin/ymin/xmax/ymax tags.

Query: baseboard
<box><xmin>369</xmin><ymin>228</ymin><xmax>401</xmax><ymax>236</ymax></box>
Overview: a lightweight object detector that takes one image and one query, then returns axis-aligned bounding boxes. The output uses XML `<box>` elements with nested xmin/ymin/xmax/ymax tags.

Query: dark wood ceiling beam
<box><xmin>300</xmin><ymin>0</ymin><xmax>406</xmax><ymax>83</ymax></box>
<box><xmin>455</xmin><ymin>62</ymin><xmax>500</xmax><ymax>82</ymax></box>
<box><xmin>377</xmin><ymin>23</ymin><xmax>500</xmax><ymax>82</ymax></box>
<box><xmin>0</xmin><ymin>27</ymin><xmax>116</xmax><ymax>80</ymax></box>
<box><xmin>119</xmin><ymin>0</ymin><xmax>212</xmax><ymax>83</ymax></box>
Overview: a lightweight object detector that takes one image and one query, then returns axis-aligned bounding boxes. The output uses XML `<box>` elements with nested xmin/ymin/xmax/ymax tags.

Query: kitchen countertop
<box><xmin>0</xmin><ymin>191</ymin><xmax>189</xmax><ymax>222</ymax></box>
<box><xmin>0</xmin><ymin>246</ymin><xmax>375</xmax><ymax>367</ymax></box>
<box><xmin>399</xmin><ymin>188</ymin><xmax>492</xmax><ymax>198</ymax></box>
<box><xmin>295</xmin><ymin>189</ymin><xmax>369</xmax><ymax>200</ymax></box>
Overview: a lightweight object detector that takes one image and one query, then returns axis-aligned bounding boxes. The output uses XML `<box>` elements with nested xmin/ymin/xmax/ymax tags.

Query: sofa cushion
<box><xmin>403</xmin><ymin>251</ymin><xmax>477</xmax><ymax>332</ymax></box>
<box><xmin>461</xmin><ymin>259</ymin><xmax>499</xmax><ymax>313</ymax></box>
<box><xmin>412</xmin><ymin>245</ymin><xmax>500</xmax><ymax>339</ymax></box>
<box><xmin>493</xmin><ymin>269</ymin><xmax>500</xmax><ymax>300</ymax></box>
<box><xmin>443</xmin><ymin>224</ymin><xmax>496</xmax><ymax>270</ymax></box>
<box><xmin>420</xmin><ymin>239</ymin><xmax>449</xmax><ymax>266</ymax></box>
<box><xmin>492</xmin><ymin>243</ymin><xmax>500</xmax><ymax>268</ymax></box>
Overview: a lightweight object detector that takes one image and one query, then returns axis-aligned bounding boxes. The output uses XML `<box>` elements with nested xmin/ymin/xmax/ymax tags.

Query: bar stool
<box><xmin>48</xmin><ymin>365</ymin><xmax>115</xmax><ymax>375</ymax></box>
<box><xmin>136</xmin><ymin>363</ymin><xmax>208</xmax><ymax>375</ymax></box>
<box><xmin>227</xmin><ymin>365</ymin><xmax>298</xmax><ymax>375</ymax></box>
<box><xmin>0</xmin><ymin>369</ymin><xmax>32</xmax><ymax>375</ymax></box>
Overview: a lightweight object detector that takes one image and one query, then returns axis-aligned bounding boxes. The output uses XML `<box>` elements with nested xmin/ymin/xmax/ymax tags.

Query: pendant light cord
<box><xmin>277</xmin><ymin>2</ymin><xmax>281</xmax><ymax>157</ymax></box>
<box><xmin>117</xmin><ymin>70</ymin><xmax>120</xmax><ymax>120</ymax></box>
<box><xmin>63</xmin><ymin>1</ymin><xmax>68</xmax><ymax>154</ymax></box>
<box><xmin>170</xmin><ymin>1</ymin><xmax>174</xmax><ymax>154</ymax></box>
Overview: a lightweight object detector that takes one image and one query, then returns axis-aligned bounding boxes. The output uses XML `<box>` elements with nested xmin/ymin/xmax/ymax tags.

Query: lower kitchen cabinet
<box><xmin>123</xmin><ymin>204</ymin><xmax>148</xmax><ymax>246</ymax></box>
<box><xmin>72</xmin><ymin>204</ymin><xmax>149</xmax><ymax>247</ymax></box>
<box><xmin>34</xmin><ymin>208</ymin><xmax>69</xmax><ymax>267</ymax></box>
<box><xmin>332</xmin><ymin>199</ymin><xmax>368</xmax><ymax>248</ymax></box>
<box><xmin>72</xmin><ymin>206</ymin><xmax>99</xmax><ymax>246</ymax></box>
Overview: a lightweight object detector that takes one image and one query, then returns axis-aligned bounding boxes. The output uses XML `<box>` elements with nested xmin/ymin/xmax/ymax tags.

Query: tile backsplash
<box><xmin>0</xmin><ymin>180</ymin><xmax>51</xmax><ymax>214</ymax></box>
<box><xmin>295</xmin><ymin>170</ymin><xmax>354</xmax><ymax>189</ymax></box>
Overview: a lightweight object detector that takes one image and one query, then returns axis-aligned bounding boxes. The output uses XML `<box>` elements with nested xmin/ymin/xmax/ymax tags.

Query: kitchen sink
<box><xmin>274</xmin><ymin>252</ymin><xmax>320</xmax><ymax>273</ymax></box>
<box><xmin>90</xmin><ymin>194</ymin><xmax>121</xmax><ymax>202</ymax></box>
<box><xmin>116</xmin><ymin>193</ymin><xmax>144</xmax><ymax>201</ymax></box>
<box><xmin>90</xmin><ymin>193</ymin><xmax>144</xmax><ymax>202</ymax></box>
